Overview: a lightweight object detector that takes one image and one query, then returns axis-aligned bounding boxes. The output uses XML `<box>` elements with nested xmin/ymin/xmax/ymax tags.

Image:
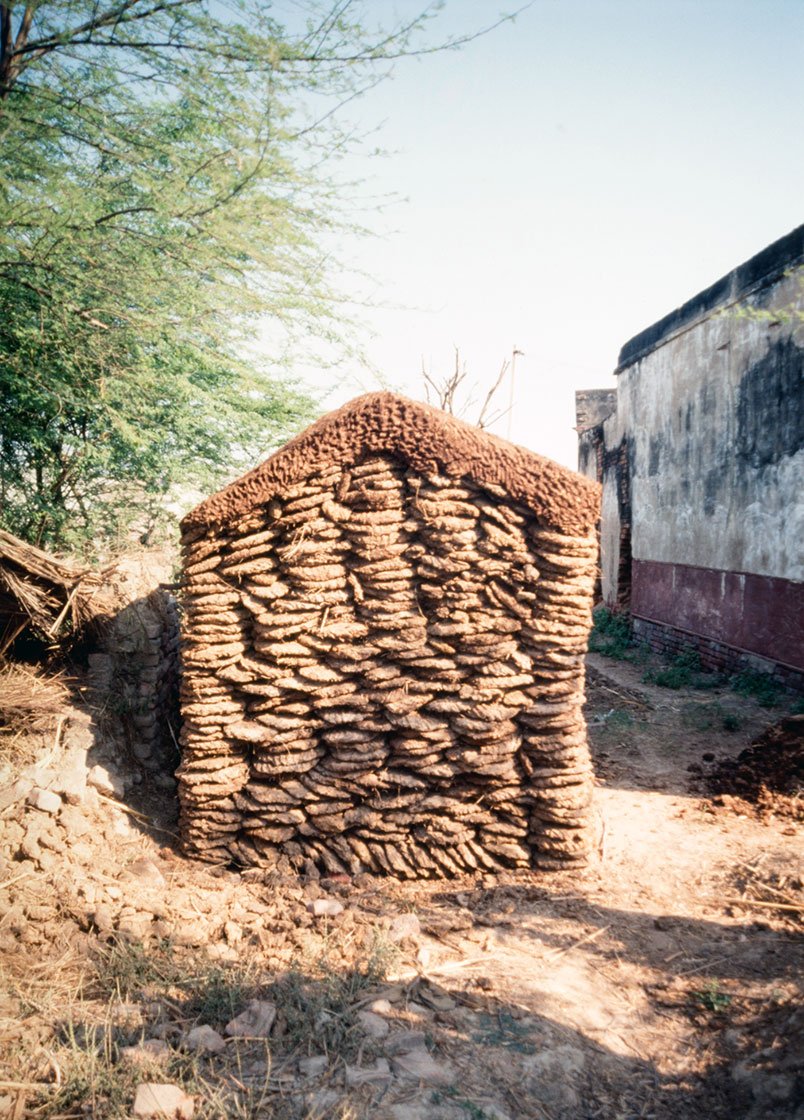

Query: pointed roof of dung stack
<box><xmin>182</xmin><ymin>392</ymin><xmax>601</xmax><ymax>537</ymax></box>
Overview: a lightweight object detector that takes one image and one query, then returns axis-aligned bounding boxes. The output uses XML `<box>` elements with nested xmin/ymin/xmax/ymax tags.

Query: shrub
<box><xmin>730</xmin><ymin>669</ymin><xmax>782</xmax><ymax>708</ymax></box>
<box><xmin>644</xmin><ymin>648</ymin><xmax>722</xmax><ymax>691</ymax></box>
<box><xmin>589</xmin><ymin>607</ymin><xmax>633</xmax><ymax>659</ymax></box>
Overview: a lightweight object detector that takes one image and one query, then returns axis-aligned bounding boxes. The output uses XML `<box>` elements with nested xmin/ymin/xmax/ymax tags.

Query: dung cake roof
<box><xmin>182</xmin><ymin>392</ymin><xmax>601</xmax><ymax>537</ymax></box>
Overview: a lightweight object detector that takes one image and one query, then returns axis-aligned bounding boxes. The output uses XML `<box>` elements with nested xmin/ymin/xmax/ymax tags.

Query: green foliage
<box><xmin>604</xmin><ymin>708</ymin><xmax>634</xmax><ymax>732</ymax></box>
<box><xmin>693</xmin><ymin>980</ymin><xmax>732</xmax><ymax>1014</ymax></box>
<box><xmin>182</xmin><ymin>965</ymin><xmax>255</xmax><ymax>1028</ymax></box>
<box><xmin>94</xmin><ymin>936</ymin><xmax>182</xmax><ymax>1000</ymax></box>
<box><xmin>45</xmin><ymin>1022</ymin><xmax>142</xmax><ymax>1120</ymax></box>
<box><xmin>681</xmin><ymin>701</ymin><xmax>742</xmax><ymax>733</ymax></box>
<box><xmin>730</xmin><ymin>669</ymin><xmax>782</xmax><ymax>708</ymax></box>
<box><xmin>643</xmin><ymin>648</ymin><xmax>723</xmax><ymax>691</ymax></box>
<box><xmin>471</xmin><ymin>1011</ymin><xmax>538</xmax><ymax>1054</ymax></box>
<box><xmin>431</xmin><ymin>1088</ymin><xmax>495</xmax><ymax>1120</ymax></box>
<box><xmin>0</xmin><ymin>2</ymin><xmax>482</xmax><ymax>549</ymax></box>
<box><xmin>588</xmin><ymin>607</ymin><xmax>634</xmax><ymax>659</ymax></box>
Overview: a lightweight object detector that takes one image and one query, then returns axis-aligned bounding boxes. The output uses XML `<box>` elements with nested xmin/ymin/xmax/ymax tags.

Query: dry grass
<box><xmin>0</xmin><ymin>530</ymin><xmax>116</xmax><ymax>651</ymax></box>
<box><xmin>0</xmin><ymin>663</ymin><xmax>71</xmax><ymax>768</ymax></box>
<box><xmin>0</xmin><ymin>935</ymin><xmax>391</xmax><ymax>1120</ymax></box>
<box><xmin>0</xmin><ymin>664</ymin><xmax>70</xmax><ymax>734</ymax></box>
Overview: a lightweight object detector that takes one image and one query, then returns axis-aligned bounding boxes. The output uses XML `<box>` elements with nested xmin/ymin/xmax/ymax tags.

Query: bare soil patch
<box><xmin>0</xmin><ymin>653</ymin><xmax>801</xmax><ymax>1119</ymax></box>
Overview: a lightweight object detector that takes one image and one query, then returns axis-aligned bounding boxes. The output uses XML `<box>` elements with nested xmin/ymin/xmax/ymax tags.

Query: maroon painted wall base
<box><xmin>631</xmin><ymin>559</ymin><xmax>804</xmax><ymax>673</ymax></box>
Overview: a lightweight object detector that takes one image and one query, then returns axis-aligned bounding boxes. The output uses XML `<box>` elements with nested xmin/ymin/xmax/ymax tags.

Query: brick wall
<box><xmin>632</xmin><ymin>617</ymin><xmax>804</xmax><ymax>694</ymax></box>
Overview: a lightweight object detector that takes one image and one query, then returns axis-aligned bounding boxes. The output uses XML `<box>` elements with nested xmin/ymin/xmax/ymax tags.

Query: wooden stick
<box><xmin>47</xmin><ymin>581</ymin><xmax>82</xmax><ymax>638</ymax></box>
<box><xmin>0</xmin><ymin>1081</ymin><xmax>52</xmax><ymax>1091</ymax></box>
<box><xmin>95</xmin><ymin>792</ymin><xmax>180</xmax><ymax>840</ymax></box>
<box><xmin>394</xmin><ymin>955</ymin><xmax>489</xmax><ymax>982</ymax></box>
<box><xmin>595</xmin><ymin>682</ymin><xmax>650</xmax><ymax>709</ymax></box>
<box><xmin>545</xmin><ymin>924</ymin><xmax>610</xmax><ymax>960</ymax></box>
<box><xmin>0</xmin><ymin>869</ymin><xmax>35</xmax><ymax>892</ymax></box>
<box><xmin>734</xmin><ymin>872</ymin><xmax>802</xmax><ymax>906</ymax></box>
<box><xmin>723</xmin><ymin>896</ymin><xmax>804</xmax><ymax>914</ymax></box>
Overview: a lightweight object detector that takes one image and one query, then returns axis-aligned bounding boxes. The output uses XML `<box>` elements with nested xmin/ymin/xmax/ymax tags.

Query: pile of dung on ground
<box><xmin>702</xmin><ymin>714</ymin><xmax>804</xmax><ymax>821</ymax></box>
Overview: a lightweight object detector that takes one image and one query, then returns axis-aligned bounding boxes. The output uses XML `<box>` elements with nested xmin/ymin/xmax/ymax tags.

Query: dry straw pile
<box><xmin>178</xmin><ymin>394</ymin><xmax>600</xmax><ymax>877</ymax></box>
<box><xmin>0</xmin><ymin>529</ymin><xmax>114</xmax><ymax>656</ymax></box>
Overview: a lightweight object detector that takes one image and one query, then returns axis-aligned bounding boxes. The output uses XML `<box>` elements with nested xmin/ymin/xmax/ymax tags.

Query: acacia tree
<box><xmin>0</xmin><ymin>1</ymin><xmax>500</xmax><ymax>549</ymax></box>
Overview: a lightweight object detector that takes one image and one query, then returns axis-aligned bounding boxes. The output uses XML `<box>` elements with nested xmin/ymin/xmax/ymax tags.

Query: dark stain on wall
<box><xmin>703</xmin><ymin>468</ymin><xmax>722</xmax><ymax>517</ymax></box>
<box><xmin>648</xmin><ymin>435</ymin><xmax>662</xmax><ymax>477</ymax></box>
<box><xmin>699</xmin><ymin>381</ymin><xmax>717</xmax><ymax>417</ymax></box>
<box><xmin>577</xmin><ymin>427</ymin><xmax>633</xmax><ymax>608</ymax></box>
<box><xmin>736</xmin><ymin>336</ymin><xmax>803</xmax><ymax>469</ymax></box>
<box><xmin>602</xmin><ymin>434</ymin><xmax>634</xmax><ymax>608</ymax></box>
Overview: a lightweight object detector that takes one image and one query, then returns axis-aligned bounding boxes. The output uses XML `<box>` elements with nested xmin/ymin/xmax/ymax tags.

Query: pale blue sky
<box><xmin>280</xmin><ymin>1</ymin><xmax>804</xmax><ymax>467</ymax></box>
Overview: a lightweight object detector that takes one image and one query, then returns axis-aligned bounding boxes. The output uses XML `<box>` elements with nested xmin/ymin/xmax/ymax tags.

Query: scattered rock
<box><xmin>52</xmin><ymin>752</ymin><xmax>88</xmax><ymax>804</ymax></box>
<box><xmin>92</xmin><ymin>904</ymin><xmax>117</xmax><ymax>935</ymax></box>
<box><xmin>185</xmin><ymin>1025</ymin><xmax>226</xmax><ymax>1054</ymax></box>
<box><xmin>224</xmin><ymin>920</ymin><xmax>243</xmax><ymax>945</ymax></box>
<box><xmin>385</xmin><ymin>1030</ymin><xmax>428</xmax><ymax>1055</ymax></box>
<box><xmin>388</xmin><ymin>913</ymin><xmax>421</xmax><ymax>942</ymax></box>
<box><xmin>417</xmin><ymin>986</ymin><xmax>456</xmax><ymax>1012</ymax></box>
<box><xmin>522</xmin><ymin>1045</ymin><xmax>585</xmax><ymax>1111</ymax></box>
<box><xmin>369</xmin><ymin>998</ymin><xmax>394</xmax><ymax>1016</ymax></box>
<box><xmin>387</xmin><ymin>1105</ymin><xmax>438</xmax><ymax>1120</ymax></box>
<box><xmin>87</xmin><ymin>764</ymin><xmax>124</xmax><ymax>799</ymax></box>
<box><xmin>357</xmin><ymin>1009</ymin><xmax>390</xmax><ymax>1040</ymax></box>
<box><xmin>117</xmin><ymin>910</ymin><xmax>154</xmax><ymax>940</ymax></box>
<box><xmin>0</xmin><ymin>778</ymin><xmax>33</xmax><ymax>813</ymax></box>
<box><xmin>225</xmin><ymin>1000</ymin><xmax>276</xmax><ymax>1038</ymax></box>
<box><xmin>19</xmin><ymin>829</ymin><xmax>43</xmax><ymax>863</ymax></box>
<box><xmin>167</xmin><ymin>923</ymin><xmax>209</xmax><ymax>948</ymax></box>
<box><xmin>344</xmin><ymin>1057</ymin><xmax>392</xmax><ymax>1087</ymax></box>
<box><xmin>298</xmin><ymin>1054</ymin><xmax>328</xmax><ymax>1078</ymax></box>
<box><xmin>119</xmin><ymin>1040</ymin><xmax>170</xmax><ymax>1067</ymax></box>
<box><xmin>109</xmin><ymin>813</ymin><xmax>133</xmax><ymax>838</ymax></box>
<box><xmin>390</xmin><ymin>1047</ymin><xmax>453</xmax><ymax>1085</ymax></box>
<box><xmin>206</xmin><ymin>943</ymin><xmax>239</xmax><ymax>962</ymax></box>
<box><xmin>307</xmin><ymin>1088</ymin><xmax>340</xmax><ymax>1114</ymax></box>
<box><xmin>27</xmin><ymin>788</ymin><xmax>62</xmax><ymax>814</ymax></box>
<box><xmin>307</xmin><ymin>898</ymin><xmax>344</xmax><ymax>918</ymax></box>
<box><xmin>732</xmin><ymin>1060</ymin><xmax>797</xmax><ymax>1104</ymax></box>
<box><xmin>59</xmin><ymin>803</ymin><xmax>91</xmax><ymax>837</ymax></box>
<box><xmin>38</xmin><ymin>826</ymin><xmax>65</xmax><ymax>853</ymax></box>
<box><xmin>71</xmin><ymin>841</ymin><xmax>94</xmax><ymax>864</ymax></box>
<box><xmin>122</xmin><ymin>858</ymin><xmax>166</xmax><ymax>887</ymax></box>
<box><xmin>131</xmin><ymin>1082</ymin><xmax>195</xmax><ymax>1119</ymax></box>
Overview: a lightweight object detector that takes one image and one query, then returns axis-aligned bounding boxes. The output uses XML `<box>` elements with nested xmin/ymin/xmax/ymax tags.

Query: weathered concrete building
<box><xmin>578</xmin><ymin>225</ymin><xmax>804</xmax><ymax>683</ymax></box>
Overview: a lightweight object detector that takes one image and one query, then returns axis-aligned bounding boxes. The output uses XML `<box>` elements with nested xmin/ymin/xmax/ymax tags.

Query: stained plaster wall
<box><xmin>580</xmin><ymin>225</ymin><xmax>803</xmax><ymax>672</ymax></box>
<box><xmin>615</xmin><ymin>267</ymin><xmax>803</xmax><ymax>582</ymax></box>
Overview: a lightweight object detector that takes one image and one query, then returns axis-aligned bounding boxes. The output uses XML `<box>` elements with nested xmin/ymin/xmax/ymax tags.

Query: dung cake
<box><xmin>177</xmin><ymin>392</ymin><xmax>601</xmax><ymax>876</ymax></box>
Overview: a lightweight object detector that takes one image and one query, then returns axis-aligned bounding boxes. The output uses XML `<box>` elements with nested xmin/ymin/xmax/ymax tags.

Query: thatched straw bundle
<box><xmin>178</xmin><ymin>393</ymin><xmax>601</xmax><ymax>876</ymax></box>
<box><xmin>0</xmin><ymin>530</ymin><xmax>113</xmax><ymax>655</ymax></box>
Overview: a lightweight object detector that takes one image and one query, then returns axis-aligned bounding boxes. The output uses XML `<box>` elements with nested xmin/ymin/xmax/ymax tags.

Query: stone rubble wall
<box><xmin>178</xmin><ymin>455</ymin><xmax>598</xmax><ymax>877</ymax></box>
<box><xmin>88</xmin><ymin>556</ymin><xmax>181</xmax><ymax>770</ymax></box>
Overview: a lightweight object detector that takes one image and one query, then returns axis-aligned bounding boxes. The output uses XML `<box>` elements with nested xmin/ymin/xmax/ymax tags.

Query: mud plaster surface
<box><xmin>182</xmin><ymin>392</ymin><xmax>601</xmax><ymax>538</ymax></box>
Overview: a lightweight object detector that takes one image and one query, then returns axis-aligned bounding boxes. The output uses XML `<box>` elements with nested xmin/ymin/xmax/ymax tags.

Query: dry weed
<box><xmin>0</xmin><ymin>663</ymin><xmax>69</xmax><ymax>731</ymax></box>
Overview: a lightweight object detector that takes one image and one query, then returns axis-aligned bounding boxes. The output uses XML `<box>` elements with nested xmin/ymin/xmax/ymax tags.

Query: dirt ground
<box><xmin>0</xmin><ymin>653</ymin><xmax>801</xmax><ymax>1120</ymax></box>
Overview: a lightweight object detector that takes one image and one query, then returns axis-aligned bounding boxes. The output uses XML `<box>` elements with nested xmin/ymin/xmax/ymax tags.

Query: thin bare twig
<box><xmin>545</xmin><ymin>924</ymin><xmax>611</xmax><ymax>960</ymax></box>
